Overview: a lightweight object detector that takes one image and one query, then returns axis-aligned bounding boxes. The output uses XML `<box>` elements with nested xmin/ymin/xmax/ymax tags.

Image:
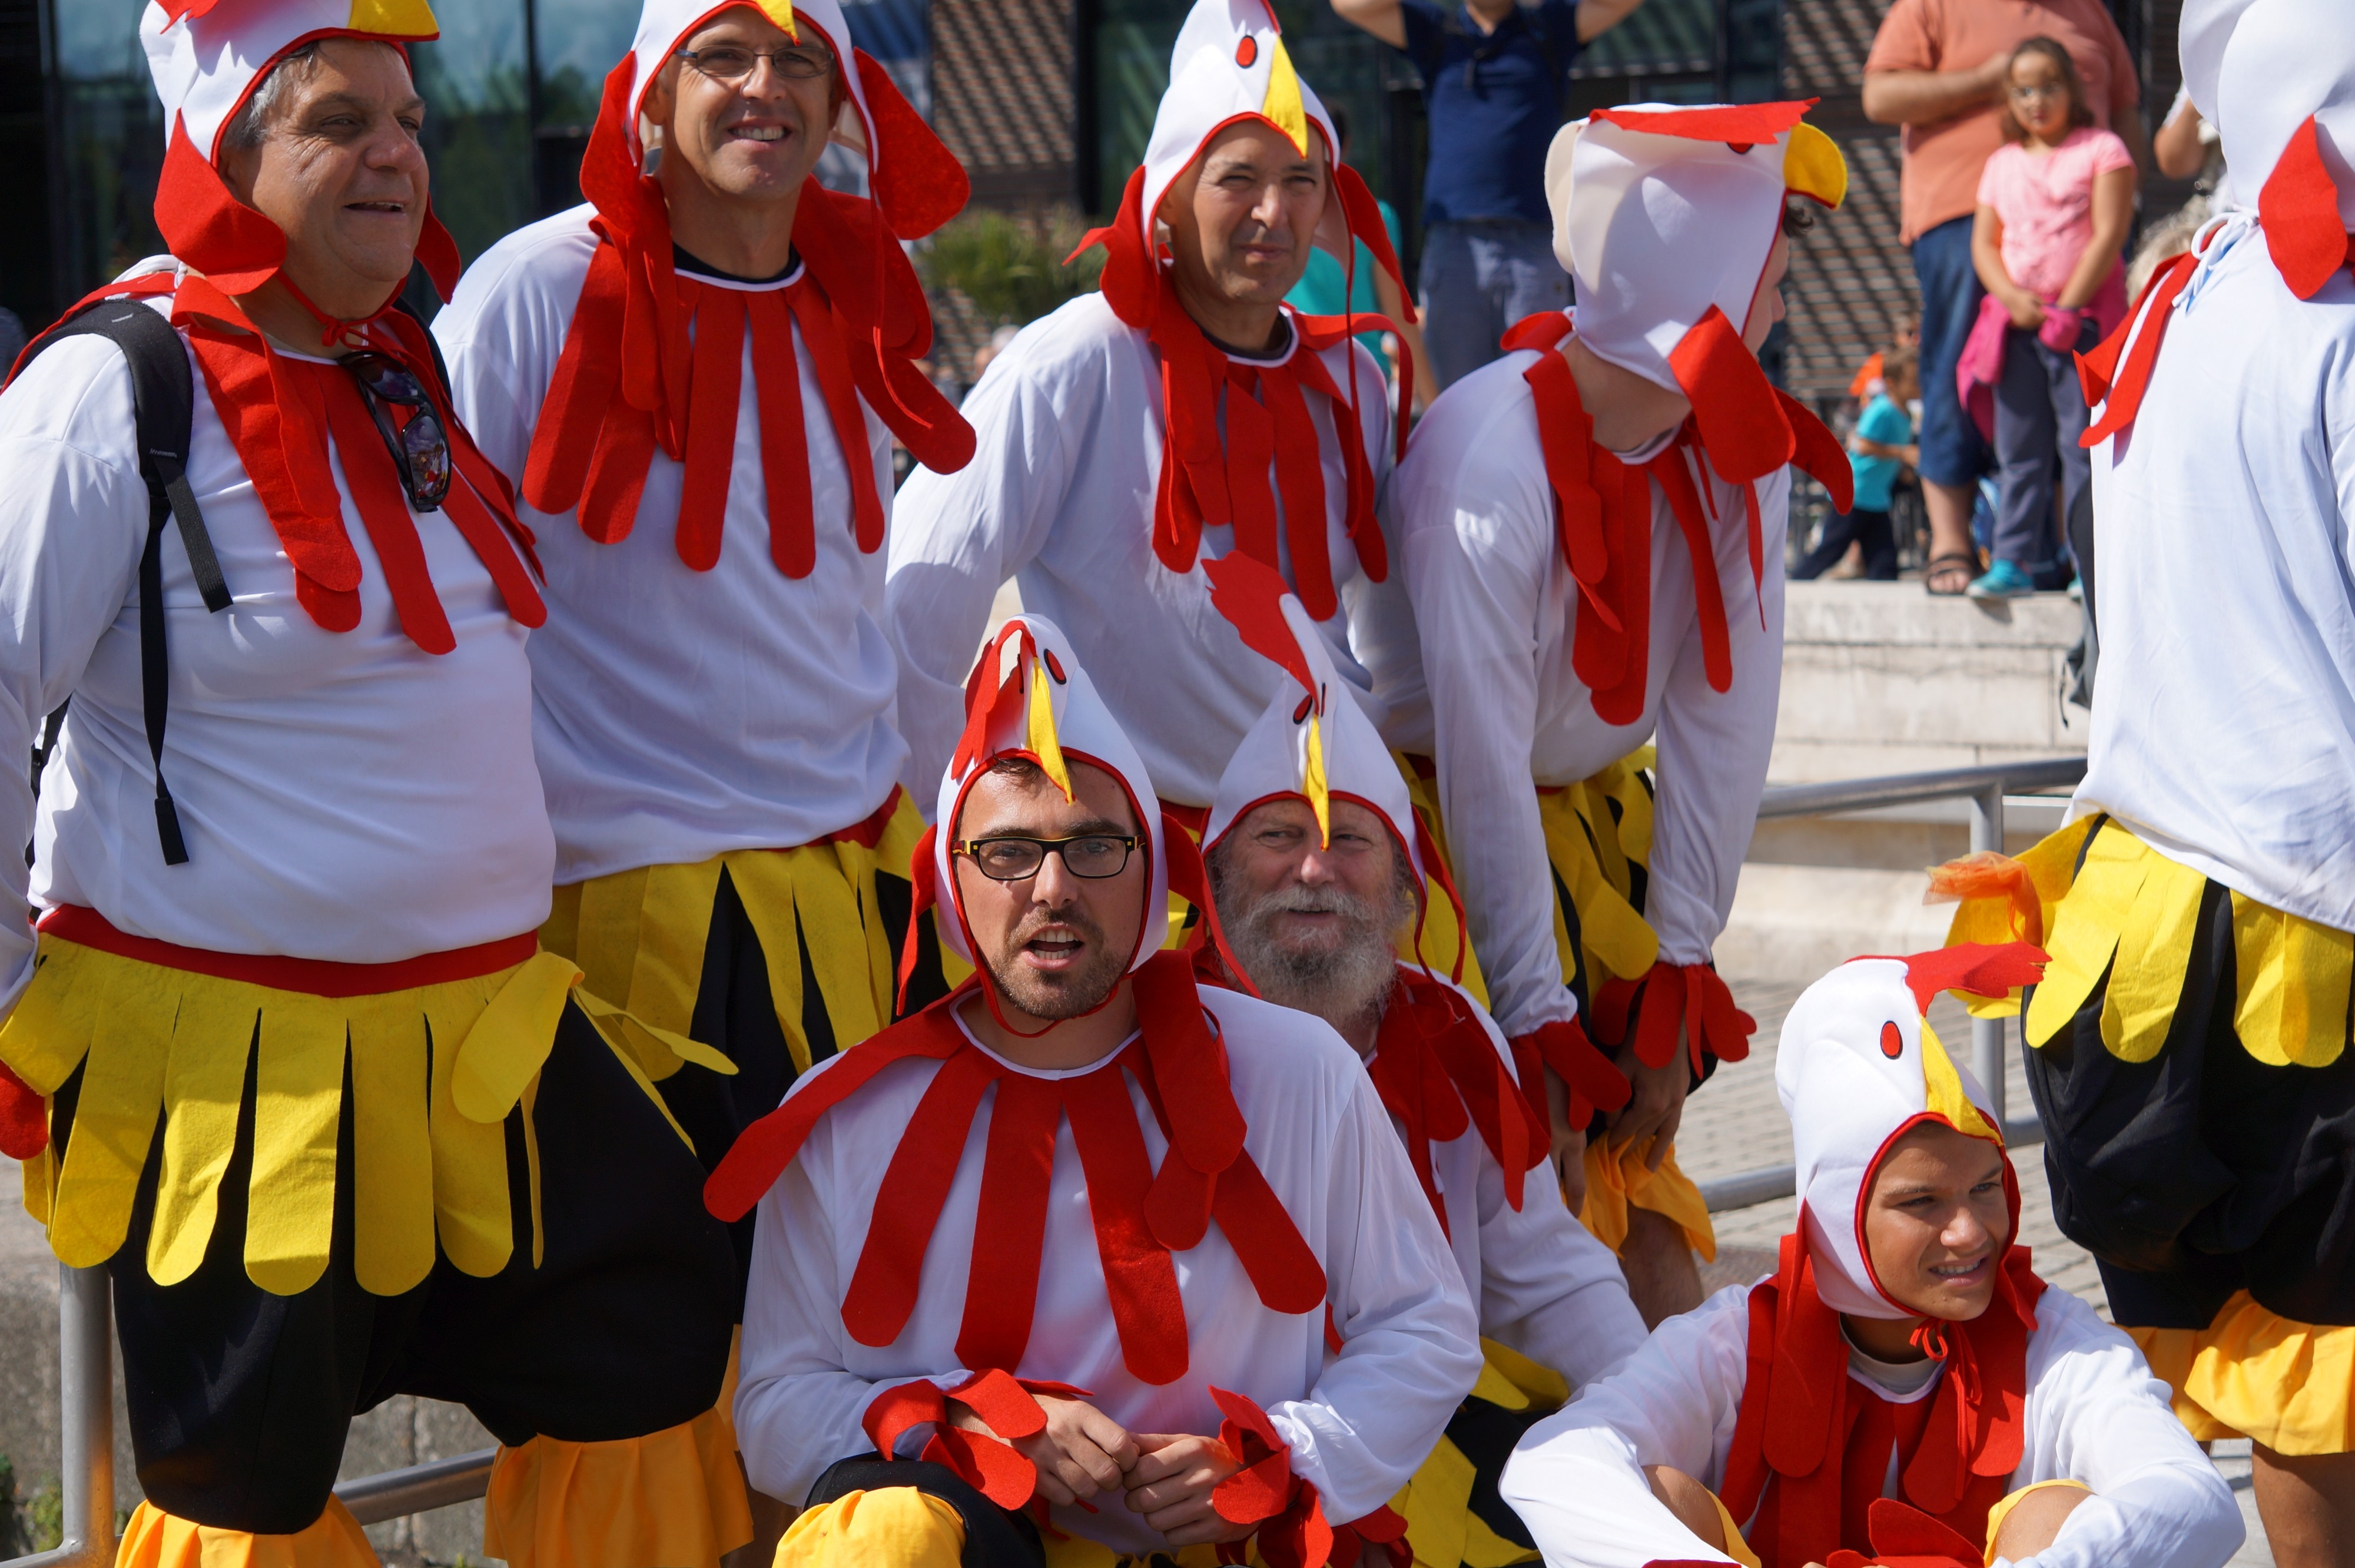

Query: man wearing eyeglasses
<box><xmin>433</xmin><ymin>0</ymin><xmax>974</xmax><ymax>1392</ymax></box>
<box><xmin>711</xmin><ymin>613</ymin><xmax>1479</xmax><ymax>1567</ymax></box>
<box><xmin>0</xmin><ymin>2</ymin><xmax>746</xmax><ymax>1564</ymax></box>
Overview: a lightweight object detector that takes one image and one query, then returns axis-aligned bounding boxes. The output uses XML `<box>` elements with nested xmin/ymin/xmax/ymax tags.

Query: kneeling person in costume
<box><xmin>1388</xmin><ymin>101</ymin><xmax>1855</xmax><ymax>1323</ymax></box>
<box><xmin>1498</xmin><ymin>949</ymin><xmax>2243</xmax><ymax>1568</ymax></box>
<box><xmin>0</xmin><ymin>3</ymin><xmax>743</xmax><ymax>1563</ymax></box>
<box><xmin>433</xmin><ymin>0</ymin><xmax>975</xmax><ymax>1292</ymax></box>
<box><xmin>1939</xmin><ymin>3</ymin><xmax>2355</xmax><ymax>1559</ymax></box>
<box><xmin>1196</xmin><ymin>555</ymin><xmax>1648</xmax><ymax>1567</ymax></box>
<box><xmin>710</xmin><ymin>614</ymin><xmax>1482</xmax><ymax>1565</ymax></box>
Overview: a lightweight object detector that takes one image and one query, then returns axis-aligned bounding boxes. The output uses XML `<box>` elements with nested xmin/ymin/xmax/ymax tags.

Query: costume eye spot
<box><xmin>1727</xmin><ymin>141</ymin><xmax>1756</xmax><ymax>155</ymax></box>
<box><xmin>1044</xmin><ymin>649</ymin><xmax>1067</xmax><ymax>684</ymax></box>
<box><xmin>1880</xmin><ymin>1020</ymin><xmax>1904</xmax><ymax>1059</ymax></box>
<box><xmin>1292</xmin><ymin>694</ymin><xmax>1314</xmax><ymax>724</ymax></box>
<box><xmin>1236</xmin><ymin>35</ymin><xmax>1258</xmax><ymax>67</ymax></box>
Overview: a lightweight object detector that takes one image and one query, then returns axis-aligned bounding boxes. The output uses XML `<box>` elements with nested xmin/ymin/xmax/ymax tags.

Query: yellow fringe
<box><xmin>1387</xmin><ymin>1340</ymin><xmax>1565</xmax><ymax>1568</ymax></box>
<box><xmin>777</xmin><ymin>1489</ymin><xmax>967</xmax><ymax>1567</ymax></box>
<box><xmin>1535</xmin><ymin>749</ymin><xmax>1661</xmax><ymax>995</ymax></box>
<box><xmin>1578</xmin><ymin>1135</ymin><xmax>1717</xmax><ymax>1262</ymax></box>
<box><xmin>0</xmin><ymin>939</ymin><xmax>641</xmax><ymax>1295</ymax></box>
<box><xmin>1942</xmin><ymin>814</ymin><xmax>2099</xmax><ymax>1020</ymax></box>
<box><xmin>1394</xmin><ymin>755</ymin><xmax>1490</xmax><ymax>1007</ymax></box>
<box><xmin>545</xmin><ymin>795</ymin><xmax>931</xmax><ymax>1080</ymax></box>
<box><xmin>1706</xmin><ymin>1490</ymin><xmax>1763</xmax><ymax>1568</ymax></box>
<box><xmin>484</xmin><ymin>1407</ymin><xmax>754</xmax><ymax>1568</ymax></box>
<box><xmin>2131</xmin><ymin>1292</ymin><xmax>2355</xmax><ymax>1456</ymax></box>
<box><xmin>1981</xmin><ymin>1479</ymin><xmax>2089</xmax><ymax>1558</ymax></box>
<box><xmin>1961</xmin><ymin>820</ymin><xmax>2355</xmax><ymax>1067</ymax></box>
<box><xmin>116</xmin><ymin>1498</ymin><xmax>379</xmax><ymax>1568</ymax></box>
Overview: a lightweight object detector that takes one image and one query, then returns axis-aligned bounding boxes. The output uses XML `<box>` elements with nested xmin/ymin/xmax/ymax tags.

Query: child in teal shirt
<box><xmin>1795</xmin><ymin>346</ymin><xmax>1919</xmax><ymax>581</ymax></box>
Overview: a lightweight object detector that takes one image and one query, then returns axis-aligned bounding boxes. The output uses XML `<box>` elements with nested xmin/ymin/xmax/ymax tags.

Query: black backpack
<box><xmin>11</xmin><ymin>297</ymin><xmax>232</xmax><ymax>865</ymax></box>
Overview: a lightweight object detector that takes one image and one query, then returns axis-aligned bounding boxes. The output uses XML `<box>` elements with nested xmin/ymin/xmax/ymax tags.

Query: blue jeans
<box><xmin>1992</xmin><ymin>321</ymin><xmax>2096</xmax><ymax>573</ymax></box>
<box><xmin>1911</xmin><ymin>215</ymin><xmax>1991</xmax><ymax>489</ymax></box>
<box><xmin>1418</xmin><ymin>219</ymin><xmax>1571</xmax><ymax>389</ymax></box>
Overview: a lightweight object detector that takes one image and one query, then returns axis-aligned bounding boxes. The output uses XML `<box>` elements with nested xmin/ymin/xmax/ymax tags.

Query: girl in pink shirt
<box><xmin>1966</xmin><ymin>37</ymin><xmax>2135</xmax><ymax>599</ymax></box>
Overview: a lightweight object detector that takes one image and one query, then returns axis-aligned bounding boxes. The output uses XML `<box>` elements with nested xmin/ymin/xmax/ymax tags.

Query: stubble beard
<box><xmin>985</xmin><ymin>905</ymin><xmax>1129</xmax><ymax>1022</ymax></box>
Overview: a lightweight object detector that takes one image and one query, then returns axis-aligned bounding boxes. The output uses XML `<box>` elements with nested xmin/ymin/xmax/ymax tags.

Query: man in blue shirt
<box><xmin>1331</xmin><ymin>0</ymin><xmax>1647</xmax><ymax>388</ymax></box>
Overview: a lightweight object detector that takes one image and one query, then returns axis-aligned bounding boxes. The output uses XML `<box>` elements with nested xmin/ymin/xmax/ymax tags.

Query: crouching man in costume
<box><xmin>1386</xmin><ymin>102</ymin><xmax>1854</xmax><ymax>1322</ymax></box>
<box><xmin>0</xmin><ymin>2</ymin><xmax>744</xmax><ymax>1563</ymax></box>
<box><xmin>886</xmin><ymin>0</ymin><xmax>1475</xmax><ymax>975</ymax></box>
<box><xmin>1195</xmin><ymin>554</ymin><xmax>1648</xmax><ymax>1568</ymax></box>
<box><xmin>705</xmin><ymin>613</ymin><xmax>1483</xmax><ymax>1566</ymax></box>
<box><xmin>1499</xmin><ymin>949</ymin><xmax>2244</xmax><ymax>1568</ymax></box>
<box><xmin>434</xmin><ymin>0</ymin><xmax>974</xmax><ymax>1278</ymax></box>
<box><xmin>1938</xmin><ymin>3</ymin><xmax>2355</xmax><ymax>1560</ymax></box>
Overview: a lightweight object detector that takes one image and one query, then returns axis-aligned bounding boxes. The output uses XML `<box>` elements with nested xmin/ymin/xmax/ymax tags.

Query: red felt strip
<box><xmin>787</xmin><ymin>277</ymin><xmax>888</xmax><ymax>557</ymax></box>
<box><xmin>1524</xmin><ymin>347</ymin><xmax>1614</xmax><ymax>615</ymax></box>
<box><xmin>441</xmin><ymin>475</ymin><xmax>548</xmax><ymax>629</ymax></box>
<box><xmin>745</xmin><ymin>287</ymin><xmax>817</xmax><ymax>578</ymax></box>
<box><xmin>1579</xmin><ymin>457</ymin><xmax>1653</xmax><ymax>724</ymax></box>
<box><xmin>2078</xmin><ymin>254</ymin><xmax>2198</xmax><ymax>447</ymax></box>
<box><xmin>1221</xmin><ymin>366</ymin><xmax>1283</xmax><ymax>572</ymax></box>
<box><xmin>1065</xmin><ymin>1062</ymin><xmax>1190</xmax><ymax>1385</ymax></box>
<box><xmin>1261</xmin><ymin>364</ymin><xmax>1336</xmax><ymax>621</ymax></box>
<box><xmin>956</xmin><ymin>1072</ymin><xmax>1060</xmax><ymax>1373</ymax></box>
<box><xmin>0</xmin><ymin>1058</ymin><xmax>48</xmax><ymax>1159</ymax></box>
<box><xmin>674</xmin><ymin>281</ymin><xmax>744</xmax><ymax>572</ymax></box>
<box><xmin>576</xmin><ymin>399</ymin><xmax>661</xmax><ymax>546</ymax></box>
<box><xmin>1287</xmin><ymin>334</ymin><xmax>1388</xmax><ymax>586</ymax></box>
<box><xmin>1210</xmin><ymin>1151</ymin><xmax>1327</xmax><ymax>1315</ymax></box>
<box><xmin>1133</xmin><ymin>952</ymin><xmax>1248</xmax><ymax>1175</ymax></box>
<box><xmin>2260</xmin><ymin>115</ymin><xmax>2353</xmax><ymax>300</ymax></box>
<box><xmin>523</xmin><ymin>240</ymin><xmax>628</xmax><ymax>515</ymax></box>
<box><xmin>1590</xmin><ymin>100</ymin><xmax>1813</xmax><ymax>143</ymax></box>
<box><xmin>1666</xmin><ymin>306</ymin><xmax>1795</xmax><ymax>486</ymax></box>
<box><xmin>1650</xmin><ymin>443</ymin><xmax>1734</xmax><ymax>694</ymax></box>
<box><xmin>317</xmin><ymin>365</ymin><xmax>454</xmax><ymax>655</ymax></box>
<box><xmin>843</xmin><ymin>1046</ymin><xmax>1001</xmax><ymax>1348</ymax></box>
<box><xmin>940</xmin><ymin>1368</ymin><xmax>1049</xmax><ymax>1440</ymax></box>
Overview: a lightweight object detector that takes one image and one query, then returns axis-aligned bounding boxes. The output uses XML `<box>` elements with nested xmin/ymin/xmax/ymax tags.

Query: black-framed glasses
<box><xmin>342</xmin><ymin>352</ymin><xmax>450</xmax><ymax>512</ymax></box>
<box><xmin>956</xmin><ymin>834</ymin><xmax>1142</xmax><ymax>882</ymax></box>
<box><xmin>676</xmin><ymin>42</ymin><xmax>835</xmax><ymax>83</ymax></box>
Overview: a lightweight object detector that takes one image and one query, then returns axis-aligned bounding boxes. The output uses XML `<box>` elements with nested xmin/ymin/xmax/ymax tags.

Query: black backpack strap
<box><xmin>18</xmin><ymin>297</ymin><xmax>236</xmax><ymax>865</ymax></box>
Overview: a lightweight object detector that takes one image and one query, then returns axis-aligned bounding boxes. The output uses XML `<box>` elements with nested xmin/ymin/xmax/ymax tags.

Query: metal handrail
<box><xmin>1</xmin><ymin>754</ymin><xmax>2089</xmax><ymax>1560</ymax></box>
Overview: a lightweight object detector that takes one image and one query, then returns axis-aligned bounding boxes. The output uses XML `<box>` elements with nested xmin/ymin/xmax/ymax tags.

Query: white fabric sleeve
<box><xmin>0</xmin><ymin>339</ymin><xmax>158</xmax><ymax>1009</ymax></box>
<box><xmin>2005</xmin><ymin>1291</ymin><xmax>2243</xmax><ymax>1568</ymax></box>
<box><xmin>733</xmin><ymin>1113</ymin><xmax>973</xmax><ymax>1504</ymax></box>
<box><xmin>1644</xmin><ymin>469</ymin><xmax>1787</xmax><ymax>968</ymax></box>
<box><xmin>1275</xmin><ymin>1067</ymin><xmax>1484</xmax><ymax>1523</ymax></box>
<box><xmin>1501</xmin><ymin>1285</ymin><xmax>1756</xmax><ymax>1568</ymax></box>
<box><xmin>884</xmin><ymin>357</ymin><xmax>1074</xmax><ymax>807</ymax></box>
<box><xmin>1458</xmin><ymin>988</ymin><xmax>1647</xmax><ymax>1384</ymax></box>
<box><xmin>431</xmin><ymin>237</ymin><xmax>572</xmax><ymax>489</ymax></box>
<box><xmin>1408</xmin><ymin>476</ymin><xmax>1576</xmax><ymax>1039</ymax></box>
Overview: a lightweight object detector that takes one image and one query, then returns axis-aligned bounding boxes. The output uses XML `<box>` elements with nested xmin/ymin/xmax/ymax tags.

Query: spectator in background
<box><xmin>1329</xmin><ymin>0</ymin><xmax>1648</xmax><ymax>390</ymax></box>
<box><xmin>1285</xmin><ymin>102</ymin><xmax>1437</xmax><ymax>410</ymax></box>
<box><xmin>1796</xmin><ymin>344</ymin><xmax>1918</xmax><ymax>582</ymax></box>
<box><xmin>1863</xmin><ymin>0</ymin><xmax>2144</xmax><ymax>596</ymax></box>
<box><xmin>1968</xmin><ymin>38</ymin><xmax>2133</xmax><ymax>601</ymax></box>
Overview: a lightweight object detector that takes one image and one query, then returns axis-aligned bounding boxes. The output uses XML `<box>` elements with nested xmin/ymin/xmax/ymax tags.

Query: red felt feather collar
<box><xmin>705</xmin><ymin>949</ymin><xmax>1326</xmax><ymax>1385</ymax></box>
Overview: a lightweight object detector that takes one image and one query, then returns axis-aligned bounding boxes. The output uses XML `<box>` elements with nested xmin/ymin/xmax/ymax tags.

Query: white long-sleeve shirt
<box><xmin>1384</xmin><ymin>339</ymin><xmax>1786</xmax><ymax>1039</ymax></box>
<box><xmin>1387</xmin><ymin>972</ymin><xmax>1648</xmax><ymax>1385</ymax></box>
<box><xmin>736</xmin><ymin>986</ymin><xmax>1482</xmax><ymax>1550</ymax></box>
<box><xmin>2080</xmin><ymin>212</ymin><xmax>2355</xmax><ymax>930</ymax></box>
<box><xmin>1499</xmin><ymin>1282</ymin><xmax>2241</xmax><ymax>1568</ymax></box>
<box><xmin>0</xmin><ymin>280</ymin><xmax>553</xmax><ymax>1007</ymax></box>
<box><xmin>434</xmin><ymin>207</ymin><xmax>904</xmax><ymax>883</ymax></box>
<box><xmin>885</xmin><ymin>291</ymin><xmax>1415</xmax><ymax>811</ymax></box>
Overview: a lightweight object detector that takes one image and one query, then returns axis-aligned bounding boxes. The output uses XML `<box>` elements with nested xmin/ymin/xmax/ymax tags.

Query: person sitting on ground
<box><xmin>1498</xmin><ymin>947</ymin><xmax>2244</xmax><ymax>1568</ymax></box>
<box><xmin>1195</xmin><ymin>553</ymin><xmax>1647</xmax><ymax>1568</ymax></box>
<box><xmin>709</xmin><ymin>613</ymin><xmax>1482</xmax><ymax>1567</ymax></box>
<box><xmin>1965</xmin><ymin>37</ymin><xmax>2134</xmax><ymax>602</ymax></box>
<box><xmin>1795</xmin><ymin>345</ymin><xmax>1919</xmax><ymax>583</ymax></box>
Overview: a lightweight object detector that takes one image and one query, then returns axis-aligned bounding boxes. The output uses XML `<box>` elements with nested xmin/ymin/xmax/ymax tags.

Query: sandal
<box><xmin>1923</xmin><ymin>551</ymin><xmax>1978</xmax><ymax>596</ymax></box>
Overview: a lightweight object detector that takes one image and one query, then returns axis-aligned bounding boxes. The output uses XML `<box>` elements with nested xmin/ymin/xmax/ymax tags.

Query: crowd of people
<box><xmin>0</xmin><ymin>1</ymin><xmax>2346</xmax><ymax>1567</ymax></box>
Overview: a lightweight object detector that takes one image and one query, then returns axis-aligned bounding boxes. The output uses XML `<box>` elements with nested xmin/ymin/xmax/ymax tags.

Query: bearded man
<box><xmin>705</xmin><ymin>613</ymin><xmax>1480</xmax><ymax>1567</ymax></box>
<box><xmin>1196</xmin><ymin>553</ymin><xmax>1645</xmax><ymax>1568</ymax></box>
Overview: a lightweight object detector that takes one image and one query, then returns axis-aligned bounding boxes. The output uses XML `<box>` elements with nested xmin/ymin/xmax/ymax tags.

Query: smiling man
<box><xmin>0</xmin><ymin>1</ymin><xmax>742</xmax><ymax>1564</ymax></box>
<box><xmin>707</xmin><ymin>614</ymin><xmax>1481</xmax><ymax>1566</ymax></box>
<box><xmin>432</xmin><ymin>0</ymin><xmax>975</xmax><ymax>1418</ymax></box>
<box><xmin>1498</xmin><ymin>949</ymin><xmax>2244</xmax><ymax>1568</ymax></box>
<box><xmin>886</xmin><ymin>0</ymin><xmax>1429</xmax><ymax>859</ymax></box>
<box><xmin>1380</xmin><ymin>103</ymin><xmax>1856</xmax><ymax>1327</ymax></box>
<box><xmin>1196</xmin><ymin>556</ymin><xmax>1647</xmax><ymax>1568</ymax></box>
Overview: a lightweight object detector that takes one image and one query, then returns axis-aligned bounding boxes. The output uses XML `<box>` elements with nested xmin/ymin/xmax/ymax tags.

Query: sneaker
<box><xmin>1967</xmin><ymin>560</ymin><xmax>2035</xmax><ymax>600</ymax></box>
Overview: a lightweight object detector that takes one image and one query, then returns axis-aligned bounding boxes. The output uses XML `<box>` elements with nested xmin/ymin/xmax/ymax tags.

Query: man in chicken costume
<box><xmin>1498</xmin><ymin>949</ymin><xmax>2244</xmax><ymax>1568</ymax></box>
<box><xmin>885</xmin><ymin>0</ymin><xmax>1468</xmax><ymax>970</ymax></box>
<box><xmin>1385</xmin><ymin>102</ymin><xmax>1854</xmax><ymax>1323</ymax></box>
<box><xmin>1196</xmin><ymin>553</ymin><xmax>1649</xmax><ymax>1567</ymax></box>
<box><xmin>0</xmin><ymin>1</ymin><xmax>744</xmax><ymax>1564</ymax></box>
<box><xmin>1935</xmin><ymin>2</ymin><xmax>2355</xmax><ymax>1559</ymax></box>
<box><xmin>433</xmin><ymin>0</ymin><xmax>974</xmax><ymax>1274</ymax></box>
<box><xmin>705</xmin><ymin>613</ymin><xmax>1482</xmax><ymax>1566</ymax></box>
